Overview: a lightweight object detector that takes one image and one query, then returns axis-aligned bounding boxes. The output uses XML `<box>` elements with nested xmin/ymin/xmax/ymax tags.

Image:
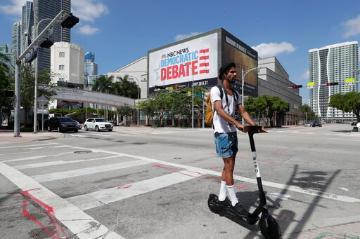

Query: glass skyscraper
<box><xmin>84</xmin><ymin>51</ymin><xmax>98</xmax><ymax>86</ymax></box>
<box><xmin>33</xmin><ymin>0</ymin><xmax>71</xmax><ymax>72</ymax></box>
<box><xmin>309</xmin><ymin>41</ymin><xmax>359</xmax><ymax>120</ymax></box>
<box><xmin>11</xmin><ymin>21</ymin><xmax>21</xmax><ymax>60</ymax></box>
<box><xmin>21</xmin><ymin>1</ymin><xmax>34</xmax><ymax>54</ymax></box>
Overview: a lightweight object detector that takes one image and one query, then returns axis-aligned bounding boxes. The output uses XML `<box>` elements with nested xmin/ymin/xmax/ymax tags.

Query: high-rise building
<box><xmin>309</xmin><ymin>41</ymin><xmax>359</xmax><ymax>120</ymax></box>
<box><xmin>33</xmin><ymin>0</ymin><xmax>71</xmax><ymax>73</ymax></box>
<box><xmin>51</xmin><ymin>42</ymin><xmax>84</xmax><ymax>85</ymax></box>
<box><xmin>21</xmin><ymin>1</ymin><xmax>34</xmax><ymax>54</ymax></box>
<box><xmin>11</xmin><ymin>21</ymin><xmax>21</xmax><ymax>61</ymax></box>
<box><xmin>84</xmin><ymin>51</ymin><xmax>98</xmax><ymax>86</ymax></box>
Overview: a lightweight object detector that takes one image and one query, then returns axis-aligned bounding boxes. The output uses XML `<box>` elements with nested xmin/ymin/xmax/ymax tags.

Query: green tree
<box><xmin>245</xmin><ymin>95</ymin><xmax>290</xmax><ymax>127</ymax></box>
<box><xmin>92</xmin><ymin>75</ymin><xmax>113</xmax><ymax>93</ymax></box>
<box><xmin>330</xmin><ymin>92</ymin><xmax>360</xmax><ymax>121</ymax></box>
<box><xmin>137</xmin><ymin>99</ymin><xmax>156</xmax><ymax>125</ymax></box>
<box><xmin>117</xmin><ymin>105</ymin><xmax>134</xmax><ymax>126</ymax></box>
<box><xmin>0</xmin><ymin>53</ymin><xmax>14</xmax><ymax>126</ymax></box>
<box><xmin>299</xmin><ymin>104</ymin><xmax>316</xmax><ymax>121</ymax></box>
<box><xmin>20</xmin><ymin>66</ymin><xmax>54</xmax><ymax>126</ymax></box>
<box><xmin>112</xmin><ymin>75</ymin><xmax>139</xmax><ymax>99</ymax></box>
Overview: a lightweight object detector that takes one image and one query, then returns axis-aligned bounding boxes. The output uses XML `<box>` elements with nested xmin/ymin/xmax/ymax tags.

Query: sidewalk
<box><xmin>0</xmin><ymin>130</ymin><xmax>60</xmax><ymax>143</ymax></box>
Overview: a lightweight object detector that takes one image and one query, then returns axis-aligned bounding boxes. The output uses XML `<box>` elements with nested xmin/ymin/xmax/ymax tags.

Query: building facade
<box><xmin>84</xmin><ymin>51</ymin><xmax>98</xmax><ymax>86</ymax></box>
<box><xmin>309</xmin><ymin>42</ymin><xmax>358</xmax><ymax>120</ymax></box>
<box><xmin>258</xmin><ymin>57</ymin><xmax>302</xmax><ymax>125</ymax></box>
<box><xmin>108</xmin><ymin>56</ymin><xmax>148</xmax><ymax>99</ymax></box>
<box><xmin>21</xmin><ymin>1</ymin><xmax>34</xmax><ymax>54</ymax></box>
<box><xmin>33</xmin><ymin>0</ymin><xmax>71</xmax><ymax>72</ymax></box>
<box><xmin>51</xmin><ymin>42</ymin><xmax>84</xmax><ymax>85</ymax></box>
<box><xmin>11</xmin><ymin>21</ymin><xmax>21</xmax><ymax>60</ymax></box>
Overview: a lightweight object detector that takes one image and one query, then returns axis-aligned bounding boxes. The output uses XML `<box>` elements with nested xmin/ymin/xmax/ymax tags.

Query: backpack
<box><xmin>204</xmin><ymin>85</ymin><xmax>239</xmax><ymax>127</ymax></box>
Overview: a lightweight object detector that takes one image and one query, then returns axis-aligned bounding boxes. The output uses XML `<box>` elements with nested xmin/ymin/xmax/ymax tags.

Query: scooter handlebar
<box><xmin>243</xmin><ymin>126</ymin><xmax>267</xmax><ymax>134</ymax></box>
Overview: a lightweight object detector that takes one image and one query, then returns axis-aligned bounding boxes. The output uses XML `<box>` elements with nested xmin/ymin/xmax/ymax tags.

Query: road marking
<box><xmin>0</xmin><ymin>162</ymin><xmax>124</xmax><ymax>239</ymax></box>
<box><xmin>67</xmin><ymin>170</ymin><xmax>201</xmax><ymax>210</ymax></box>
<box><xmin>33</xmin><ymin>160</ymin><xmax>151</xmax><ymax>182</ymax></box>
<box><xmin>15</xmin><ymin>155</ymin><xmax>119</xmax><ymax>169</ymax></box>
<box><xmin>61</xmin><ymin>144</ymin><xmax>360</xmax><ymax>203</ymax></box>
<box><xmin>0</xmin><ymin>142</ymin><xmax>58</xmax><ymax>149</ymax></box>
<box><xmin>4</xmin><ymin>152</ymin><xmax>73</xmax><ymax>163</ymax></box>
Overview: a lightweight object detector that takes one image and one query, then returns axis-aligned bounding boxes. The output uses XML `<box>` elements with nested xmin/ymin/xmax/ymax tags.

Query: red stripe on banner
<box><xmin>200</xmin><ymin>70</ymin><xmax>209</xmax><ymax>74</ymax></box>
<box><xmin>200</xmin><ymin>48</ymin><xmax>209</xmax><ymax>53</ymax></box>
<box><xmin>199</xmin><ymin>56</ymin><xmax>209</xmax><ymax>60</ymax></box>
<box><xmin>199</xmin><ymin>63</ymin><xmax>209</xmax><ymax>67</ymax></box>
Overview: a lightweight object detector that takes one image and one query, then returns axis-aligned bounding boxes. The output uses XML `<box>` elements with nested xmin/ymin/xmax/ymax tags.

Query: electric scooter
<box><xmin>208</xmin><ymin>126</ymin><xmax>281</xmax><ymax>239</ymax></box>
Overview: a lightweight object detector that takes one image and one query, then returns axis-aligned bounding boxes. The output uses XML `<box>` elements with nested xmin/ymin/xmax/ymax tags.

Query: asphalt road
<box><xmin>0</xmin><ymin>124</ymin><xmax>359</xmax><ymax>239</ymax></box>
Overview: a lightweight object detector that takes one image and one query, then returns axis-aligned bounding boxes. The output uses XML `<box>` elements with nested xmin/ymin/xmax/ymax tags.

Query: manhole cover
<box><xmin>73</xmin><ymin>150</ymin><xmax>92</xmax><ymax>154</ymax></box>
<box><xmin>131</xmin><ymin>142</ymin><xmax>147</xmax><ymax>145</ymax></box>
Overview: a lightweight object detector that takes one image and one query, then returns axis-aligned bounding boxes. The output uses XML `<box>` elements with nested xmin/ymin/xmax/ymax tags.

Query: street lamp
<box><xmin>241</xmin><ymin>66</ymin><xmax>263</xmax><ymax>124</ymax></box>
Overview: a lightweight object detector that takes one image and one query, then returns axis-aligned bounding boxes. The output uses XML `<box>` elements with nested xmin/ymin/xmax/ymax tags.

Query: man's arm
<box><xmin>213</xmin><ymin>100</ymin><xmax>243</xmax><ymax>130</ymax></box>
<box><xmin>239</xmin><ymin>105</ymin><xmax>256</xmax><ymax>126</ymax></box>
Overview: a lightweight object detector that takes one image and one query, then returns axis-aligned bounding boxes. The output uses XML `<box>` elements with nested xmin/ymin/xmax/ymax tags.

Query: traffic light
<box><xmin>289</xmin><ymin>84</ymin><xmax>303</xmax><ymax>89</ymax></box>
<box><xmin>40</xmin><ymin>38</ymin><xmax>54</xmax><ymax>48</ymax></box>
<box><xmin>326</xmin><ymin>82</ymin><xmax>339</xmax><ymax>86</ymax></box>
<box><xmin>25</xmin><ymin>48</ymin><xmax>37</xmax><ymax>63</ymax></box>
<box><xmin>61</xmin><ymin>13</ymin><xmax>80</xmax><ymax>29</ymax></box>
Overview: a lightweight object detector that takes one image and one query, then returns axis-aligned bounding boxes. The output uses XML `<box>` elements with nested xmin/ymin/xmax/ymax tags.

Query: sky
<box><xmin>1</xmin><ymin>0</ymin><xmax>360</xmax><ymax>103</ymax></box>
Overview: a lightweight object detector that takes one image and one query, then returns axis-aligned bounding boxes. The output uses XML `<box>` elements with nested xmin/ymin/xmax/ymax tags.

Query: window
<box><xmin>59</xmin><ymin>65</ymin><xmax>64</xmax><ymax>70</ymax></box>
<box><xmin>59</xmin><ymin>77</ymin><xmax>64</xmax><ymax>81</ymax></box>
<box><xmin>59</xmin><ymin>52</ymin><xmax>65</xmax><ymax>57</ymax></box>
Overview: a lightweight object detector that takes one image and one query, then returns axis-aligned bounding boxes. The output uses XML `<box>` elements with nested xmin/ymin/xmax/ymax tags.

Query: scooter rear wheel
<box><xmin>208</xmin><ymin>194</ymin><xmax>224</xmax><ymax>213</ymax></box>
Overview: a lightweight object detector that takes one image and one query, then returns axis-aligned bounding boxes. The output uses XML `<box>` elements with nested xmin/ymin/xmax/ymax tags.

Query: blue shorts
<box><xmin>214</xmin><ymin>132</ymin><xmax>238</xmax><ymax>158</ymax></box>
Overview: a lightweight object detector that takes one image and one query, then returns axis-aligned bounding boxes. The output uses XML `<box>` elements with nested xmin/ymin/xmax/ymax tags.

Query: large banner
<box><xmin>148</xmin><ymin>33</ymin><xmax>218</xmax><ymax>88</ymax></box>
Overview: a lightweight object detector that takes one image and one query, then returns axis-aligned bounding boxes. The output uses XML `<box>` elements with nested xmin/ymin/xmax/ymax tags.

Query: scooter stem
<box><xmin>247</xmin><ymin>126</ymin><xmax>267</xmax><ymax>207</ymax></box>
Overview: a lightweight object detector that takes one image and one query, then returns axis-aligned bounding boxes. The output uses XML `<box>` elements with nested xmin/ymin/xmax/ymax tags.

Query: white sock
<box><xmin>226</xmin><ymin>185</ymin><xmax>238</xmax><ymax>206</ymax></box>
<box><xmin>218</xmin><ymin>181</ymin><xmax>227</xmax><ymax>201</ymax></box>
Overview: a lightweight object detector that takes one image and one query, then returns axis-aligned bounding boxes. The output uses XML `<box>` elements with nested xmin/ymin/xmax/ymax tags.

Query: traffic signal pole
<box><xmin>13</xmin><ymin>10</ymin><xmax>78</xmax><ymax>137</ymax></box>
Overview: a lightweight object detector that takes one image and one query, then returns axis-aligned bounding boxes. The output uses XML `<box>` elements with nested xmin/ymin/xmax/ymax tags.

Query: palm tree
<box><xmin>92</xmin><ymin>75</ymin><xmax>113</xmax><ymax>93</ymax></box>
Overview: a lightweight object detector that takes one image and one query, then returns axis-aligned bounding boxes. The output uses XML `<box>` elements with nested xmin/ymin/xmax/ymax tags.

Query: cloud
<box><xmin>0</xmin><ymin>0</ymin><xmax>27</xmax><ymax>16</ymax></box>
<box><xmin>343</xmin><ymin>15</ymin><xmax>360</xmax><ymax>38</ymax></box>
<box><xmin>72</xmin><ymin>0</ymin><xmax>108</xmax><ymax>22</ymax></box>
<box><xmin>78</xmin><ymin>24</ymin><xmax>99</xmax><ymax>35</ymax></box>
<box><xmin>252</xmin><ymin>42</ymin><xmax>295</xmax><ymax>58</ymax></box>
<box><xmin>174</xmin><ymin>32</ymin><xmax>202</xmax><ymax>42</ymax></box>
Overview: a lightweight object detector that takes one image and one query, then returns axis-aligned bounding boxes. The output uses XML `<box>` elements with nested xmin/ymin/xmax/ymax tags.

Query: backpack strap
<box><xmin>216</xmin><ymin>85</ymin><xmax>223</xmax><ymax>100</ymax></box>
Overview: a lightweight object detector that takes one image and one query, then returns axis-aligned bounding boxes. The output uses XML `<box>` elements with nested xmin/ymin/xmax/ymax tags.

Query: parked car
<box><xmin>310</xmin><ymin>121</ymin><xmax>322</xmax><ymax>127</ymax></box>
<box><xmin>83</xmin><ymin>118</ymin><xmax>113</xmax><ymax>132</ymax></box>
<box><xmin>351</xmin><ymin>121</ymin><xmax>359</xmax><ymax>126</ymax></box>
<box><xmin>74</xmin><ymin>120</ymin><xmax>82</xmax><ymax>129</ymax></box>
<box><xmin>46</xmin><ymin>117</ymin><xmax>78</xmax><ymax>132</ymax></box>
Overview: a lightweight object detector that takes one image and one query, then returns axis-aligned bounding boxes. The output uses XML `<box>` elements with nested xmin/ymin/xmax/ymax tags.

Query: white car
<box><xmin>83</xmin><ymin>118</ymin><xmax>113</xmax><ymax>132</ymax></box>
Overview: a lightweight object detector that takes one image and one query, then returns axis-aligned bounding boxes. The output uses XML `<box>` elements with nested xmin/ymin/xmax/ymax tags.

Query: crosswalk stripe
<box><xmin>0</xmin><ymin>162</ymin><xmax>124</xmax><ymax>239</ymax></box>
<box><xmin>61</xmin><ymin>144</ymin><xmax>360</xmax><ymax>203</ymax></box>
<box><xmin>15</xmin><ymin>155</ymin><xmax>119</xmax><ymax>169</ymax></box>
<box><xmin>33</xmin><ymin>160</ymin><xmax>151</xmax><ymax>182</ymax></box>
<box><xmin>67</xmin><ymin>170</ymin><xmax>201</xmax><ymax>210</ymax></box>
<box><xmin>4</xmin><ymin>152</ymin><xmax>74</xmax><ymax>163</ymax></box>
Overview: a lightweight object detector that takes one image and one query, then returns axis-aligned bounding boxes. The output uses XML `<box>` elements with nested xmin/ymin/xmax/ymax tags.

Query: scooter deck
<box><xmin>208</xmin><ymin>194</ymin><xmax>258</xmax><ymax>224</ymax></box>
